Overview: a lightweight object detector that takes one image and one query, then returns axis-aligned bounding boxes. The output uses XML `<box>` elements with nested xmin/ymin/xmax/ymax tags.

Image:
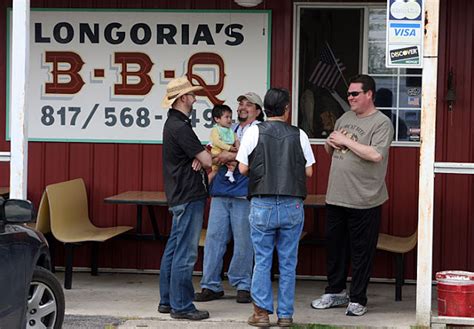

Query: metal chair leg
<box><xmin>271</xmin><ymin>250</ymin><xmax>277</xmax><ymax>282</ymax></box>
<box><xmin>91</xmin><ymin>242</ymin><xmax>99</xmax><ymax>276</ymax></box>
<box><xmin>64</xmin><ymin>243</ymin><xmax>75</xmax><ymax>290</ymax></box>
<box><xmin>395</xmin><ymin>253</ymin><xmax>404</xmax><ymax>301</ymax></box>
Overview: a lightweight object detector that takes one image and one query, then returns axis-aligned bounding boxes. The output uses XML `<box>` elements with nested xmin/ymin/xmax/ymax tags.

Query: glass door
<box><xmin>293</xmin><ymin>4</ymin><xmax>422</xmax><ymax>145</ymax></box>
<box><xmin>295</xmin><ymin>7</ymin><xmax>362</xmax><ymax>139</ymax></box>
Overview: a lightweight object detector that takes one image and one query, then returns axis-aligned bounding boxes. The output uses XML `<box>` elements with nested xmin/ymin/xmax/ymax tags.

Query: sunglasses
<box><xmin>347</xmin><ymin>90</ymin><xmax>366</xmax><ymax>98</ymax></box>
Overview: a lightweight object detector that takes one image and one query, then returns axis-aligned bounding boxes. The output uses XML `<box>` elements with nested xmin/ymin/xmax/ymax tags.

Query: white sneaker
<box><xmin>345</xmin><ymin>302</ymin><xmax>367</xmax><ymax>316</ymax></box>
<box><xmin>311</xmin><ymin>291</ymin><xmax>349</xmax><ymax>309</ymax></box>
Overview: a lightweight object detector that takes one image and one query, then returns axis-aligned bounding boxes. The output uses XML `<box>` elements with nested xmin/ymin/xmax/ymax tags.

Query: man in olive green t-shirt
<box><xmin>311</xmin><ymin>74</ymin><xmax>394</xmax><ymax>317</ymax></box>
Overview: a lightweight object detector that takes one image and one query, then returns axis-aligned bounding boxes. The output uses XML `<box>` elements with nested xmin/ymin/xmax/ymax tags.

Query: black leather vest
<box><xmin>248</xmin><ymin>121</ymin><xmax>307</xmax><ymax>199</ymax></box>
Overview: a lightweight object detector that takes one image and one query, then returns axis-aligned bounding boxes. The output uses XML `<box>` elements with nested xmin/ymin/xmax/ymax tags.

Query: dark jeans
<box><xmin>159</xmin><ymin>199</ymin><xmax>206</xmax><ymax>312</ymax></box>
<box><xmin>324</xmin><ymin>204</ymin><xmax>381</xmax><ymax>306</ymax></box>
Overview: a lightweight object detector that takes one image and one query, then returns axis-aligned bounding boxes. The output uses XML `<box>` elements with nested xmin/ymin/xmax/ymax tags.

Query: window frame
<box><xmin>292</xmin><ymin>2</ymin><xmax>421</xmax><ymax>147</ymax></box>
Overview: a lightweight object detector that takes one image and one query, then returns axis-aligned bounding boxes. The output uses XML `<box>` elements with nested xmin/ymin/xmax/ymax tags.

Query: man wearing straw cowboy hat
<box><xmin>158</xmin><ymin>76</ymin><xmax>212</xmax><ymax>321</ymax></box>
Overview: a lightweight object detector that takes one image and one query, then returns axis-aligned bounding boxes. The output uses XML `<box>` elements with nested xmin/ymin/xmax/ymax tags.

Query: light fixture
<box><xmin>234</xmin><ymin>0</ymin><xmax>263</xmax><ymax>8</ymax></box>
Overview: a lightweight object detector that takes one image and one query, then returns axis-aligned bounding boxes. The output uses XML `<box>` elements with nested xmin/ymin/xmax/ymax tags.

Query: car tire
<box><xmin>27</xmin><ymin>266</ymin><xmax>65</xmax><ymax>329</ymax></box>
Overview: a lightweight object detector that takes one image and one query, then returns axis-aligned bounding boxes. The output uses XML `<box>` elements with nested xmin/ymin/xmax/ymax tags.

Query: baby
<box><xmin>209</xmin><ymin>104</ymin><xmax>239</xmax><ymax>183</ymax></box>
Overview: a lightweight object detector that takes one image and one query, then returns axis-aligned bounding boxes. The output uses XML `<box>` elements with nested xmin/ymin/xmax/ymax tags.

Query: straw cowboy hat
<box><xmin>161</xmin><ymin>76</ymin><xmax>203</xmax><ymax>108</ymax></box>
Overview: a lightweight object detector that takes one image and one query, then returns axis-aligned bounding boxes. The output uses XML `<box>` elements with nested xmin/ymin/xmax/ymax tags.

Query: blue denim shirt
<box><xmin>209</xmin><ymin>166</ymin><xmax>248</xmax><ymax>198</ymax></box>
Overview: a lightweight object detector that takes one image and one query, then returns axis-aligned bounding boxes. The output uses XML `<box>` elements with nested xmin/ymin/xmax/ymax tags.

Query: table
<box><xmin>270</xmin><ymin>194</ymin><xmax>326</xmax><ymax>280</ymax></box>
<box><xmin>104</xmin><ymin>191</ymin><xmax>326</xmax><ymax>242</ymax></box>
<box><xmin>304</xmin><ymin>194</ymin><xmax>326</xmax><ymax>208</ymax></box>
<box><xmin>104</xmin><ymin>191</ymin><xmax>167</xmax><ymax>241</ymax></box>
<box><xmin>0</xmin><ymin>187</ymin><xmax>9</xmax><ymax>199</ymax></box>
<box><xmin>302</xmin><ymin>194</ymin><xmax>326</xmax><ymax>245</ymax></box>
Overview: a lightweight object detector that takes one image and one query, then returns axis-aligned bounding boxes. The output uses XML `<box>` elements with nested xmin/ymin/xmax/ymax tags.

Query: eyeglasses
<box><xmin>346</xmin><ymin>90</ymin><xmax>366</xmax><ymax>98</ymax></box>
<box><xmin>185</xmin><ymin>93</ymin><xmax>195</xmax><ymax>98</ymax></box>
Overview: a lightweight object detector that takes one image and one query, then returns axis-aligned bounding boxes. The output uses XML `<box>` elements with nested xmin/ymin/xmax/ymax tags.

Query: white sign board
<box><xmin>385</xmin><ymin>0</ymin><xmax>424</xmax><ymax>68</ymax></box>
<box><xmin>7</xmin><ymin>9</ymin><xmax>271</xmax><ymax>143</ymax></box>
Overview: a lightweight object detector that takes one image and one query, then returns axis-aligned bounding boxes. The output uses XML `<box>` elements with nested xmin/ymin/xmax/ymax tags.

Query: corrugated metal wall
<box><xmin>0</xmin><ymin>0</ymin><xmax>472</xmax><ymax>278</ymax></box>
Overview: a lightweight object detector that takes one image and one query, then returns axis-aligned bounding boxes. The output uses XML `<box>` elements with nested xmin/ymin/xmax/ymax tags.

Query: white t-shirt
<box><xmin>236</xmin><ymin>124</ymin><xmax>315</xmax><ymax>167</ymax></box>
<box><xmin>232</xmin><ymin>120</ymin><xmax>260</xmax><ymax>141</ymax></box>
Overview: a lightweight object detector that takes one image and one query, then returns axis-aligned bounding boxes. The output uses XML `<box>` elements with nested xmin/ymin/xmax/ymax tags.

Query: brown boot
<box><xmin>247</xmin><ymin>303</ymin><xmax>270</xmax><ymax>327</ymax></box>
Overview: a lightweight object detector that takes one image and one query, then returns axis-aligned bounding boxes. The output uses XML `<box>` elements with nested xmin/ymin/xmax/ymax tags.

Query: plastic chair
<box><xmin>198</xmin><ymin>229</ymin><xmax>207</xmax><ymax>248</ymax></box>
<box><xmin>45</xmin><ymin>178</ymin><xmax>133</xmax><ymax>289</ymax></box>
<box><xmin>31</xmin><ymin>192</ymin><xmax>57</xmax><ymax>271</ymax></box>
<box><xmin>36</xmin><ymin>192</ymin><xmax>51</xmax><ymax>234</ymax></box>
<box><xmin>376</xmin><ymin>229</ymin><xmax>418</xmax><ymax>301</ymax></box>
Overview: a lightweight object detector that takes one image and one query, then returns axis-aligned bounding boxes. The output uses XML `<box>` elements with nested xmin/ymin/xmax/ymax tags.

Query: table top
<box><xmin>0</xmin><ymin>187</ymin><xmax>9</xmax><ymax>197</ymax></box>
<box><xmin>304</xmin><ymin>194</ymin><xmax>326</xmax><ymax>208</ymax></box>
<box><xmin>105</xmin><ymin>190</ymin><xmax>325</xmax><ymax>208</ymax></box>
<box><xmin>104</xmin><ymin>191</ymin><xmax>167</xmax><ymax>206</ymax></box>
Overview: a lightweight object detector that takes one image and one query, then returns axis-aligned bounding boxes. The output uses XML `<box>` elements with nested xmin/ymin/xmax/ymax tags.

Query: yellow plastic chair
<box><xmin>30</xmin><ymin>192</ymin><xmax>56</xmax><ymax>271</ymax></box>
<box><xmin>45</xmin><ymin>178</ymin><xmax>133</xmax><ymax>289</ymax></box>
<box><xmin>198</xmin><ymin>229</ymin><xmax>207</xmax><ymax>248</ymax></box>
<box><xmin>36</xmin><ymin>192</ymin><xmax>51</xmax><ymax>234</ymax></box>
<box><xmin>377</xmin><ymin>229</ymin><xmax>418</xmax><ymax>301</ymax></box>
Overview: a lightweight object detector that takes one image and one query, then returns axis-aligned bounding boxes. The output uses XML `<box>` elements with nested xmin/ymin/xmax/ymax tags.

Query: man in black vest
<box><xmin>236</xmin><ymin>88</ymin><xmax>315</xmax><ymax>327</ymax></box>
<box><xmin>158</xmin><ymin>77</ymin><xmax>212</xmax><ymax>321</ymax></box>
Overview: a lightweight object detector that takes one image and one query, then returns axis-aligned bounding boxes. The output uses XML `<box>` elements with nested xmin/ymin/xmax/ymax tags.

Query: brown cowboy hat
<box><xmin>161</xmin><ymin>77</ymin><xmax>203</xmax><ymax>108</ymax></box>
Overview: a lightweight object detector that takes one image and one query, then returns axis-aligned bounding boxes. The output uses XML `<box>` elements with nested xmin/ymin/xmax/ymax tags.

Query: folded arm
<box><xmin>194</xmin><ymin>149</ymin><xmax>212</xmax><ymax>170</ymax></box>
<box><xmin>329</xmin><ymin>130</ymin><xmax>382</xmax><ymax>162</ymax></box>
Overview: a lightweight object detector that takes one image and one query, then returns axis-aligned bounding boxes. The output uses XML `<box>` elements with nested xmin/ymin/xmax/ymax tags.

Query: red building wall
<box><xmin>433</xmin><ymin>0</ymin><xmax>474</xmax><ymax>274</ymax></box>
<box><xmin>0</xmin><ymin>0</ymin><xmax>472</xmax><ymax>279</ymax></box>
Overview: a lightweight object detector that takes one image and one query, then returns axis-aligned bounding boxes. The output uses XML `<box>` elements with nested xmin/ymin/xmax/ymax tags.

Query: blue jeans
<box><xmin>249</xmin><ymin>196</ymin><xmax>304</xmax><ymax>318</ymax></box>
<box><xmin>159</xmin><ymin>199</ymin><xmax>205</xmax><ymax>313</ymax></box>
<box><xmin>201</xmin><ymin>197</ymin><xmax>252</xmax><ymax>292</ymax></box>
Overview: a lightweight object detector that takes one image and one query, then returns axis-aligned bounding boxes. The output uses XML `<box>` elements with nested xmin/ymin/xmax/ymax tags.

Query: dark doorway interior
<box><xmin>298</xmin><ymin>8</ymin><xmax>362</xmax><ymax>138</ymax></box>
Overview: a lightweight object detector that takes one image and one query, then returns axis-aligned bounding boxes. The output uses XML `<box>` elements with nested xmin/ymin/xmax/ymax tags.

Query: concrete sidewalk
<box><xmin>60</xmin><ymin>271</ymin><xmax>435</xmax><ymax>328</ymax></box>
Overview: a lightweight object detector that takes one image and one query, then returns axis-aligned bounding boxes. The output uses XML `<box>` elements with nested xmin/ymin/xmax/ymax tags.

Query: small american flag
<box><xmin>309</xmin><ymin>43</ymin><xmax>346</xmax><ymax>90</ymax></box>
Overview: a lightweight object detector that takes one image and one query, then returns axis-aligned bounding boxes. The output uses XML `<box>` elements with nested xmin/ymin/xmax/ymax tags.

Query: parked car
<box><xmin>0</xmin><ymin>197</ymin><xmax>65</xmax><ymax>329</ymax></box>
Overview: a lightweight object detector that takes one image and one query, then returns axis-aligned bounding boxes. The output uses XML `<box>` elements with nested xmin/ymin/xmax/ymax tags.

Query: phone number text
<box><xmin>39</xmin><ymin>104</ymin><xmax>215</xmax><ymax>129</ymax></box>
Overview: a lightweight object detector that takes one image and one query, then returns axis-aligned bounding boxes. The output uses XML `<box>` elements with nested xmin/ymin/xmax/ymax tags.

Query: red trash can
<box><xmin>436</xmin><ymin>271</ymin><xmax>474</xmax><ymax>317</ymax></box>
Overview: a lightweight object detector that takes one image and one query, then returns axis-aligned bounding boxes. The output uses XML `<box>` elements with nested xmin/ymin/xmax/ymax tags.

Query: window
<box><xmin>293</xmin><ymin>4</ymin><xmax>422</xmax><ymax>145</ymax></box>
<box><xmin>368</xmin><ymin>8</ymin><xmax>422</xmax><ymax>143</ymax></box>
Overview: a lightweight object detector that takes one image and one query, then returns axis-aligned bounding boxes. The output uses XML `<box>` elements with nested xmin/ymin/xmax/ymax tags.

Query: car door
<box><xmin>0</xmin><ymin>224</ymin><xmax>28</xmax><ymax>328</ymax></box>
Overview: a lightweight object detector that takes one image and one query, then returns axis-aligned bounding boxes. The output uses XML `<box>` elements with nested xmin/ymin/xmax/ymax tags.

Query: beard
<box><xmin>238</xmin><ymin>115</ymin><xmax>246</xmax><ymax>122</ymax></box>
